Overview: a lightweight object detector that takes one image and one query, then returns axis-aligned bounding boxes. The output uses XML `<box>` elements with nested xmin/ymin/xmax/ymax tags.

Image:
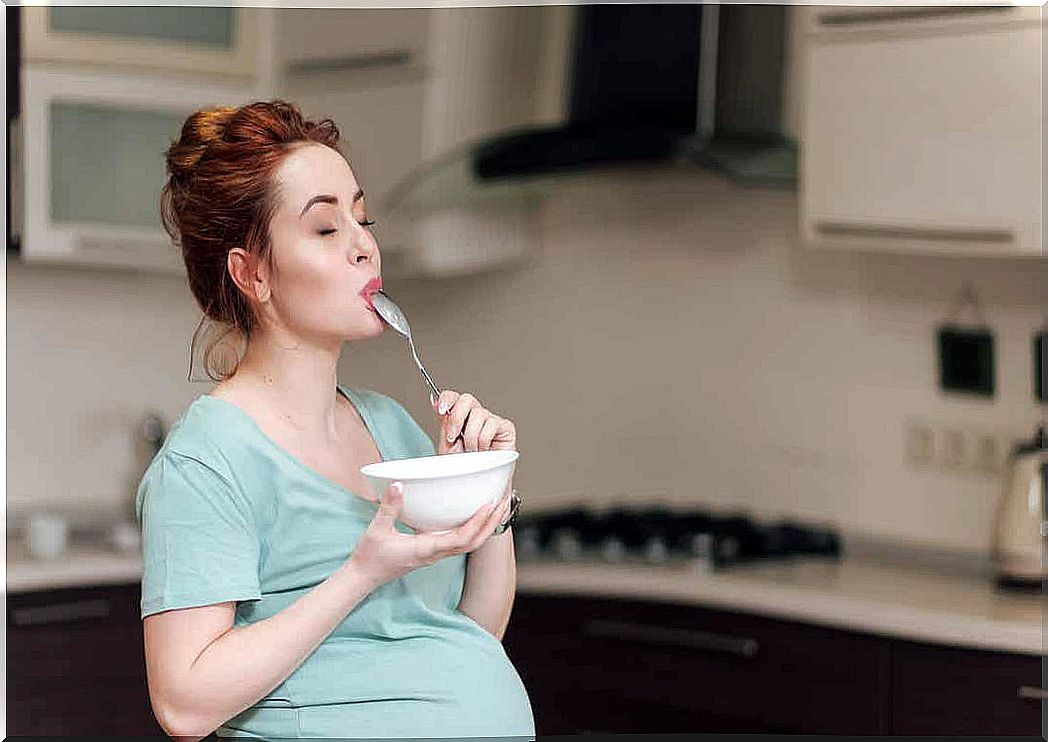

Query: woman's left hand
<box><xmin>431</xmin><ymin>390</ymin><xmax>517</xmax><ymax>455</ymax></box>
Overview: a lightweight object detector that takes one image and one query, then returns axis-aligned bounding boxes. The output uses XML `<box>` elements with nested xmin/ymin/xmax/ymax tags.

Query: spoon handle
<box><xmin>407</xmin><ymin>334</ymin><xmax>441</xmax><ymax>405</ymax></box>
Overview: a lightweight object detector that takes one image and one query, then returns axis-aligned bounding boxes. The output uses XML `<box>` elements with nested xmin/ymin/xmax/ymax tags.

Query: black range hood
<box><xmin>471</xmin><ymin>4</ymin><xmax>796</xmax><ymax>186</ymax></box>
<box><xmin>385</xmin><ymin>4</ymin><xmax>796</xmax><ymax>215</ymax></box>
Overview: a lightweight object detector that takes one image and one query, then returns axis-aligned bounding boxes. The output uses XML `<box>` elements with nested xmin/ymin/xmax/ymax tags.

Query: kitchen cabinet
<box><xmin>503</xmin><ymin>592</ymin><xmax>1043</xmax><ymax>735</ymax></box>
<box><xmin>890</xmin><ymin>639</ymin><xmax>1043</xmax><ymax>735</ymax></box>
<box><xmin>7</xmin><ymin>582</ymin><xmax>164</xmax><ymax>736</ymax></box>
<box><xmin>20</xmin><ymin>65</ymin><xmax>256</xmax><ymax>274</ymax></box>
<box><xmin>800</xmin><ymin>10</ymin><xmax>1044</xmax><ymax>257</ymax></box>
<box><xmin>275</xmin><ymin>7</ymin><xmax>429</xmax><ymax>82</ymax></box>
<box><xmin>22</xmin><ymin>5</ymin><xmax>264</xmax><ymax>84</ymax></box>
<box><xmin>505</xmin><ymin>593</ymin><xmax>890</xmax><ymax>734</ymax></box>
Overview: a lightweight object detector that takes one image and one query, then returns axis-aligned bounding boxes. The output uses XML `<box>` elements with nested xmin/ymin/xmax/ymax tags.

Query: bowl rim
<box><xmin>360</xmin><ymin>449</ymin><xmax>519</xmax><ymax>480</ymax></box>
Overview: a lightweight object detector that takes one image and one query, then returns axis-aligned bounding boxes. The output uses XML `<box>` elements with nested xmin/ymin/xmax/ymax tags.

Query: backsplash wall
<box><xmin>7</xmin><ymin>168</ymin><xmax>1046</xmax><ymax>553</ymax></box>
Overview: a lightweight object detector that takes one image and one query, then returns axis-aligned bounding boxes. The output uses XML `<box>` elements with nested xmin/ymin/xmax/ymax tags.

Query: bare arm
<box><xmin>431</xmin><ymin>390</ymin><xmax>519</xmax><ymax>641</ymax></box>
<box><xmin>145</xmin><ymin>559</ymin><xmax>381</xmax><ymax>738</ymax></box>
<box><xmin>457</xmin><ymin>526</ymin><xmax>516</xmax><ymax>641</ymax></box>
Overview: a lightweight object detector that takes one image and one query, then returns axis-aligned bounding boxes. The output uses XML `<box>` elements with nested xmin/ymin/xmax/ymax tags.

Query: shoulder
<box><xmin>157</xmin><ymin>396</ymin><xmax>239</xmax><ymax>475</ymax></box>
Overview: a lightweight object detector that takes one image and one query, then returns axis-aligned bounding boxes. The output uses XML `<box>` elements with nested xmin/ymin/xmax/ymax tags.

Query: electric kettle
<box><xmin>992</xmin><ymin>425</ymin><xmax>1047</xmax><ymax>589</ymax></box>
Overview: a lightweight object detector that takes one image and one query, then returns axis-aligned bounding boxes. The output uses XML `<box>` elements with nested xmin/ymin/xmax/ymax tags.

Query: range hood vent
<box><xmin>388</xmin><ymin>4</ymin><xmax>797</xmax><ymax>213</ymax></box>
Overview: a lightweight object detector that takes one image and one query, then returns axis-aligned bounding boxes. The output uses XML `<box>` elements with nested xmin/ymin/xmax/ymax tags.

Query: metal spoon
<box><xmin>370</xmin><ymin>289</ymin><xmax>443</xmax><ymax>407</ymax></box>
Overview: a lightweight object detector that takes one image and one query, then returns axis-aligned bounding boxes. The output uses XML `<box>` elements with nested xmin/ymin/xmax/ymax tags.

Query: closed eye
<box><xmin>318</xmin><ymin>219</ymin><xmax>375</xmax><ymax>237</ymax></box>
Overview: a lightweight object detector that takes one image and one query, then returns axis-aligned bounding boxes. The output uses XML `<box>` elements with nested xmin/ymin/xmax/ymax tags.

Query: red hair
<box><xmin>159</xmin><ymin>100</ymin><xmax>343</xmax><ymax>381</ymax></box>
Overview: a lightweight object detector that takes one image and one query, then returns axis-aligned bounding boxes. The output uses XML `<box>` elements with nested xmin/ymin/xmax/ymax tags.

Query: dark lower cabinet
<box><xmin>8</xmin><ymin>582</ymin><xmax>166</xmax><ymax>736</ymax></box>
<box><xmin>9</xmin><ymin>583</ymin><xmax>1042</xmax><ymax>737</ymax></box>
<box><xmin>890</xmin><ymin>639</ymin><xmax>1043</xmax><ymax>735</ymax></box>
<box><xmin>503</xmin><ymin>592</ymin><xmax>1043</xmax><ymax>736</ymax></box>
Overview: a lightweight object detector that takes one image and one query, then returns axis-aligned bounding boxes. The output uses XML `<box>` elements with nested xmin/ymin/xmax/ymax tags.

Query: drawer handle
<box><xmin>583</xmin><ymin>619</ymin><xmax>760</xmax><ymax>659</ymax></box>
<box><xmin>286</xmin><ymin>49</ymin><xmax>413</xmax><ymax>76</ymax></box>
<box><xmin>11</xmin><ymin>598</ymin><xmax>112</xmax><ymax>627</ymax></box>
<box><xmin>1018</xmin><ymin>686</ymin><xmax>1048</xmax><ymax>701</ymax></box>
<box><xmin>817</xmin><ymin>6</ymin><xmax>1017</xmax><ymax>28</ymax></box>
<box><xmin>815</xmin><ymin>220</ymin><xmax>1015</xmax><ymax>245</ymax></box>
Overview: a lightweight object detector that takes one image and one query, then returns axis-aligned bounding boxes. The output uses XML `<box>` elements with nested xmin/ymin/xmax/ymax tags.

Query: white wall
<box><xmin>346</xmin><ymin>168</ymin><xmax>1046</xmax><ymax>554</ymax></box>
<box><xmin>7</xmin><ymin>169</ymin><xmax>1046</xmax><ymax>554</ymax></box>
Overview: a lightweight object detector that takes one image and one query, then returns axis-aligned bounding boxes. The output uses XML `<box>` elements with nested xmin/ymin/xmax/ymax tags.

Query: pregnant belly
<box><xmin>242</xmin><ymin>625</ymin><xmax>535</xmax><ymax>738</ymax></box>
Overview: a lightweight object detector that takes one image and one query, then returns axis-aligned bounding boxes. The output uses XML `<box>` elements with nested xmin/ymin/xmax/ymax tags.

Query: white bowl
<box><xmin>360</xmin><ymin>450</ymin><xmax>519</xmax><ymax>532</ymax></box>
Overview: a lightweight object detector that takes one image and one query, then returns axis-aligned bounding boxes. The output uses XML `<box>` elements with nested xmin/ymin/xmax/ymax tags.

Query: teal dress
<box><xmin>135</xmin><ymin>385</ymin><xmax>535</xmax><ymax>740</ymax></box>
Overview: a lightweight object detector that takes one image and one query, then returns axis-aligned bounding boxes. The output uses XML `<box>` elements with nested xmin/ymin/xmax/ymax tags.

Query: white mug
<box><xmin>26</xmin><ymin>513</ymin><xmax>69</xmax><ymax>560</ymax></box>
<box><xmin>108</xmin><ymin>521</ymin><xmax>141</xmax><ymax>553</ymax></box>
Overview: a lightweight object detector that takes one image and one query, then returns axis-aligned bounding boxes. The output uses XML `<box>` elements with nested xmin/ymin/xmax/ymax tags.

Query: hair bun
<box><xmin>165</xmin><ymin>106</ymin><xmax>237</xmax><ymax>181</ymax></box>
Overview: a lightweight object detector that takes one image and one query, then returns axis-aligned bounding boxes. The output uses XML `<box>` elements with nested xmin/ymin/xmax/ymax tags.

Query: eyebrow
<box><xmin>299</xmin><ymin>188</ymin><xmax>365</xmax><ymax>218</ymax></box>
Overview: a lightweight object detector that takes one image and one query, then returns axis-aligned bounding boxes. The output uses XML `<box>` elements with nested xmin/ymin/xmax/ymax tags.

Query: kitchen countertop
<box><xmin>514</xmin><ymin>556</ymin><xmax>1043</xmax><ymax>656</ymax></box>
<box><xmin>7</xmin><ymin>538</ymin><xmax>1042</xmax><ymax>656</ymax></box>
<box><xmin>7</xmin><ymin>537</ymin><xmax>143</xmax><ymax>593</ymax></box>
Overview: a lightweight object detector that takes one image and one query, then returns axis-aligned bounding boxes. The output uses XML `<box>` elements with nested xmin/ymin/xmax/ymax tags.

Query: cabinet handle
<box><xmin>10</xmin><ymin>598</ymin><xmax>112</xmax><ymax>627</ymax></box>
<box><xmin>286</xmin><ymin>50</ymin><xmax>413</xmax><ymax>76</ymax></box>
<box><xmin>1018</xmin><ymin>686</ymin><xmax>1048</xmax><ymax>701</ymax></box>
<box><xmin>817</xmin><ymin>5</ymin><xmax>1017</xmax><ymax>28</ymax></box>
<box><xmin>815</xmin><ymin>221</ymin><xmax>1015</xmax><ymax>246</ymax></box>
<box><xmin>583</xmin><ymin>619</ymin><xmax>760</xmax><ymax>659</ymax></box>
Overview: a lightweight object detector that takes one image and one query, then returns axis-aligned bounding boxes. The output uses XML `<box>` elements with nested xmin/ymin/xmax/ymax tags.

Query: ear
<box><xmin>227</xmin><ymin>247</ymin><xmax>271</xmax><ymax>304</ymax></box>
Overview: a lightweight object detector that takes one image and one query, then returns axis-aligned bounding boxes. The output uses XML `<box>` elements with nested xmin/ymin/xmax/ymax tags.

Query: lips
<box><xmin>360</xmin><ymin>276</ymin><xmax>383</xmax><ymax>310</ymax></box>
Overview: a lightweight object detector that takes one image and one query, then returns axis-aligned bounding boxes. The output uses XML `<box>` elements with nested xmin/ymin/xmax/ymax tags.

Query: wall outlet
<box><xmin>903</xmin><ymin>418</ymin><xmax>1010</xmax><ymax>476</ymax></box>
<box><xmin>940</xmin><ymin>427</ymin><xmax>967</xmax><ymax>469</ymax></box>
<box><xmin>904</xmin><ymin>419</ymin><xmax>936</xmax><ymax>466</ymax></box>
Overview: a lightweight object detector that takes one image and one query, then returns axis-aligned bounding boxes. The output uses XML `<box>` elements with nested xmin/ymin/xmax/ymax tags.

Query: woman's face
<box><xmin>254</xmin><ymin>142</ymin><xmax>385</xmax><ymax>344</ymax></box>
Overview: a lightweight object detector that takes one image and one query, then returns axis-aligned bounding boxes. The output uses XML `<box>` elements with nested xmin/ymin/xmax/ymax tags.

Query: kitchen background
<box><xmin>5</xmin><ymin>2</ymin><xmax>1046</xmax><ymax>738</ymax></box>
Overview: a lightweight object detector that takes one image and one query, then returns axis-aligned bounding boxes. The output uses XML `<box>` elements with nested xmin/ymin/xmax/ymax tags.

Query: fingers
<box><xmin>442</xmin><ymin>393</ymin><xmax>477</xmax><ymax>445</ymax></box>
<box><xmin>372</xmin><ymin>482</ymin><xmax>403</xmax><ymax>530</ymax></box>
<box><xmin>432</xmin><ymin>391</ymin><xmax>517</xmax><ymax>454</ymax></box>
<box><xmin>460</xmin><ymin>407</ymin><xmax>491</xmax><ymax>452</ymax></box>
<box><xmin>422</xmin><ymin>497</ymin><xmax>502</xmax><ymax>557</ymax></box>
<box><xmin>477</xmin><ymin>416</ymin><xmax>500</xmax><ymax>452</ymax></box>
<box><xmin>432</xmin><ymin>390</ymin><xmax>460</xmax><ymax>417</ymax></box>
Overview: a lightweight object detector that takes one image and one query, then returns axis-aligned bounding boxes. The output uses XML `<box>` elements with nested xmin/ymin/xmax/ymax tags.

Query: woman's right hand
<box><xmin>348</xmin><ymin>482</ymin><xmax>512</xmax><ymax>587</ymax></box>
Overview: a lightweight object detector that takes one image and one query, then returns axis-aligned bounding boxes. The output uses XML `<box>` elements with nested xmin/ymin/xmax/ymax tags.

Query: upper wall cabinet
<box><xmin>22</xmin><ymin>5</ymin><xmax>262</xmax><ymax>84</ymax></box>
<box><xmin>21</xmin><ymin>66</ymin><xmax>257</xmax><ymax>274</ymax></box>
<box><xmin>276</xmin><ymin>7</ymin><xmax>429</xmax><ymax>83</ymax></box>
<box><xmin>801</xmin><ymin>7</ymin><xmax>1044</xmax><ymax>257</ymax></box>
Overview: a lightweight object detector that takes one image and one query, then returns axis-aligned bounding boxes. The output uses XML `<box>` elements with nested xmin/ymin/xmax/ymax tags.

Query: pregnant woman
<box><xmin>136</xmin><ymin>100</ymin><xmax>533</xmax><ymax>740</ymax></box>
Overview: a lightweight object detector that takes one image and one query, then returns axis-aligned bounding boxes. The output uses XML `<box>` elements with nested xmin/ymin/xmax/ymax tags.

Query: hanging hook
<box><xmin>945</xmin><ymin>282</ymin><xmax>988</xmax><ymax>328</ymax></box>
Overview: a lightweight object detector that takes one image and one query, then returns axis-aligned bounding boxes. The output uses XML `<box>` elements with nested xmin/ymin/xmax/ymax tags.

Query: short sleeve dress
<box><xmin>135</xmin><ymin>384</ymin><xmax>535</xmax><ymax>740</ymax></box>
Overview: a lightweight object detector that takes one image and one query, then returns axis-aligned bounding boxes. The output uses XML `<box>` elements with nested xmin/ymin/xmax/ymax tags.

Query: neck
<box><xmin>228</xmin><ymin>325</ymin><xmax>346</xmax><ymax>440</ymax></box>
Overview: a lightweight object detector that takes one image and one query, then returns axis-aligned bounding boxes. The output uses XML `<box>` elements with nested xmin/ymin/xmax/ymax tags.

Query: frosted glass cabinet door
<box><xmin>50</xmin><ymin>103</ymin><xmax>183</xmax><ymax>229</ymax></box>
<box><xmin>22</xmin><ymin>5</ymin><xmax>260</xmax><ymax>82</ymax></box>
<box><xmin>22</xmin><ymin>66</ymin><xmax>256</xmax><ymax>274</ymax></box>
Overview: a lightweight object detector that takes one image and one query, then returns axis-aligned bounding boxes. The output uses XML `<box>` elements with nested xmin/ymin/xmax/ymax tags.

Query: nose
<box><xmin>351</xmin><ymin>228</ymin><xmax>378</xmax><ymax>265</ymax></box>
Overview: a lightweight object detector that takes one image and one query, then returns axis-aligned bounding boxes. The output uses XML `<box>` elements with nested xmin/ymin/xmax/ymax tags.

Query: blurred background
<box><xmin>5</xmin><ymin>2</ymin><xmax>1045</xmax><ymax>737</ymax></box>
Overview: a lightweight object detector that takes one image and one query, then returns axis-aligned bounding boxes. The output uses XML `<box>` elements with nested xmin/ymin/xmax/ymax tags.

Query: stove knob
<box><xmin>553</xmin><ymin>529</ymin><xmax>583</xmax><ymax>560</ymax></box>
<box><xmin>690</xmin><ymin>532</ymin><xmax>713</xmax><ymax>558</ymax></box>
<box><xmin>515</xmin><ymin>525</ymin><xmax>541</xmax><ymax>559</ymax></box>
<box><xmin>601</xmin><ymin>537</ymin><xmax>626</xmax><ymax>562</ymax></box>
<box><xmin>644</xmin><ymin>537</ymin><xmax>669</xmax><ymax>564</ymax></box>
